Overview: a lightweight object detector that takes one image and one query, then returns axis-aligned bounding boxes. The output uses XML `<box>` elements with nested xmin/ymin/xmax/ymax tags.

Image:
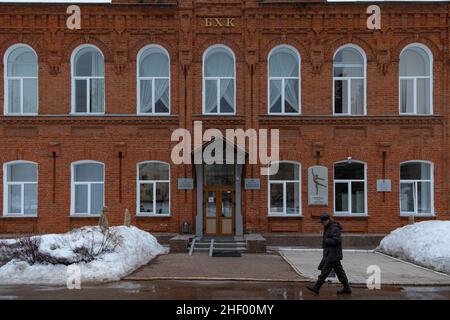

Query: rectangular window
<box><xmin>205</xmin><ymin>80</ymin><xmax>218</xmax><ymax>113</ymax></box>
<box><xmin>269</xmin><ymin>183</ymin><xmax>284</xmax><ymax>214</ymax></box>
<box><xmin>8</xmin><ymin>79</ymin><xmax>21</xmax><ymax>114</ymax></box>
<box><xmin>334</xmin><ymin>79</ymin><xmax>348</xmax><ymax>114</ymax></box>
<box><xmin>23</xmin><ymin>79</ymin><xmax>38</xmax><ymax>114</ymax></box>
<box><xmin>75</xmin><ymin>79</ymin><xmax>87</xmax><ymax>113</ymax></box>
<box><xmin>400</xmin><ymin>79</ymin><xmax>414</xmax><ymax>113</ymax></box>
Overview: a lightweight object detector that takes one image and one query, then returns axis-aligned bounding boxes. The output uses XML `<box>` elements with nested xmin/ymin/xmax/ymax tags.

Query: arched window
<box><xmin>268</xmin><ymin>161</ymin><xmax>301</xmax><ymax>215</ymax></box>
<box><xmin>334</xmin><ymin>161</ymin><xmax>366</xmax><ymax>215</ymax></box>
<box><xmin>71</xmin><ymin>161</ymin><xmax>104</xmax><ymax>215</ymax></box>
<box><xmin>4</xmin><ymin>44</ymin><xmax>38</xmax><ymax>115</ymax></box>
<box><xmin>400</xmin><ymin>161</ymin><xmax>433</xmax><ymax>215</ymax></box>
<box><xmin>333</xmin><ymin>45</ymin><xmax>366</xmax><ymax>115</ymax></box>
<box><xmin>137</xmin><ymin>45</ymin><xmax>170</xmax><ymax>114</ymax></box>
<box><xmin>268</xmin><ymin>46</ymin><xmax>300</xmax><ymax>114</ymax></box>
<box><xmin>72</xmin><ymin>45</ymin><xmax>104</xmax><ymax>114</ymax></box>
<box><xmin>3</xmin><ymin>161</ymin><xmax>38</xmax><ymax>216</ymax></box>
<box><xmin>203</xmin><ymin>45</ymin><xmax>235</xmax><ymax>114</ymax></box>
<box><xmin>137</xmin><ymin>161</ymin><xmax>170</xmax><ymax>215</ymax></box>
<box><xmin>399</xmin><ymin>44</ymin><xmax>432</xmax><ymax>115</ymax></box>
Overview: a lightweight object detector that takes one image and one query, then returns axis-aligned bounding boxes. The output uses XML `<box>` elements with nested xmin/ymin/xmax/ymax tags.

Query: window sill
<box><xmin>69</xmin><ymin>214</ymin><xmax>101</xmax><ymax>218</ymax></box>
<box><xmin>267</xmin><ymin>214</ymin><xmax>303</xmax><ymax>218</ymax></box>
<box><xmin>333</xmin><ymin>213</ymin><xmax>368</xmax><ymax>218</ymax></box>
<box><xmin>268</xmin><ymin>113</ymin><xmax>301</xmax><ymax>116</ymax></box>
<box><xmin>400</xmin><ymin>213</ymin><xmax>435</xmax><ymax>218</ymax></box>
<box><xmin>69</xmin><ymin>113</ymin><xmax>105</xmax><ymax>116</ymax></box>
<box><xmin>1</xmin><ymin>215</ymin><xmax>38</xmax><ymax>219</ymax></box>
<box><xmin>136</xmin><ymin>214</ymin><xmax>171</xmax><ymax>218</ymax></box>
<box><xmin>136</xmin><ymin>113</ymin><xmax>171</xmax><ymax>116</ymax></box>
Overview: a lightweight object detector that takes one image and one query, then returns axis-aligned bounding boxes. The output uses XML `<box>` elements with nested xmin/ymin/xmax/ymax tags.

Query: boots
<box><xmin>306</xmin><ymin>281</ymin><xmax>322</xmax><ymax>294</ymax></box>
<box><xmin>337</xmin><ymin>282</ymin><xmax>352</xmax><ymax>294</ymax></box>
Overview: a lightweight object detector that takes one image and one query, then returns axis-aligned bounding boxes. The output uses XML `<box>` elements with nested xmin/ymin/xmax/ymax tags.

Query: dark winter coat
<box><xmin>319</xmin><ymin>221</ymin><xmax>343</xmax><ymax>268</ymax></box>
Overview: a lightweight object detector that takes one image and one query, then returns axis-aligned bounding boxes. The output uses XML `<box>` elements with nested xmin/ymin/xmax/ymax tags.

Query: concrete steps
<box><xmin>188</xmin><ymin>238</ymin><xmax>247</xmax><ymax>256</ymax></box>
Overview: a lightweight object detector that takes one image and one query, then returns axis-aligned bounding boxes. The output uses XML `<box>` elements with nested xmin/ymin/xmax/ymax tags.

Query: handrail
<box><xmin>188</xmin><ymin>238</ymin><xmax>196</xmax><ymax>256</ymax></box>
<box><xmin>209</xmin><ymin>239</ymin><xmax>214</xmax><ymax>257</ymax></box>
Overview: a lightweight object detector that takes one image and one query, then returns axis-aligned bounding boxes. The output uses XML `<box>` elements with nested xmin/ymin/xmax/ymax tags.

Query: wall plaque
<box><xmin>308</xmin><ymin>166</ymin><xmax>328</xmax><ymax>206</ymax></box>
<box><xmin>244</xmin><ymin>178</ymin><xmax>260</xmax><ymax>190</ymax></box>
<box><xmin>178</xmin><ymin>178</ymin><xmax>194</xmax><ymax>190</ymax></box>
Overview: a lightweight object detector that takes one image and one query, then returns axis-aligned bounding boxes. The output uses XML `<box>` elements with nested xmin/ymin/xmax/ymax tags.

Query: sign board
<box><xmin>244</xmin><ymin>178</ymin><xmax>260</xmax><ymax>190</ymax></box>
<box><xmin>178</xmin><ymin>178</ymin><xmax>194</xmax><ymax>190</ymax></box>
<box><xmin>308</xmin><ymin>166</ymin><xmax>328</xmax><ymax>206</ymax></box>
<box><xmin>377</xmin><ymin>179</ymin><xmax>391</xmax><ymax>192</ymax></box>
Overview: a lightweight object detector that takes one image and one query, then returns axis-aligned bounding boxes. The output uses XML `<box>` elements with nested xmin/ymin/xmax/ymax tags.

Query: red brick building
<box><xmin>0</xmin><ymin>0</ymin><xmax>449</xmax><ymax>237</ymax></box>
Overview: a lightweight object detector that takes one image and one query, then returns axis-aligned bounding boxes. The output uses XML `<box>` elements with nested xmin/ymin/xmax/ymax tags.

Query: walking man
<box><xmin>306</xmin><ymin>214</ymin><xmax>352</xmax><ymax>294</ymax></box>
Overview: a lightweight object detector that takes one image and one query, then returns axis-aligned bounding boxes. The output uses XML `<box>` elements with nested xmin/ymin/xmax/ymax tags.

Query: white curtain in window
<box><xmin>284</xmin><ymin>79</ymin><xmax>299</xmax><ymax>112</ymax></box>
<box><xmin>139</xmin><ymin>47</ymin><xmax>170</xmax><ymax>113</ymax></box>
<box><xmin>205</xmin><ymin>50</ymin><xmax>234</xmax><ymax>77</ymax></box>
<box><xmin>6</xmin><ymin>46</ymin><xmax>38</xmax><ymax>114</ymax></box>
<box><xmin>269</xmin><ymin>49</ymin><xmax>298</xmax><ymax>77</ymax></box>
<box><xmin>74</xmin><ymin>47</ymin><xmax>104</xmax><ymax>113</ymax></box>
<box><xmin>269</xmin><ymin>80</ymin><xmax>282</xmax><ymax>112</ymax></box>
<box><xmin>154</xmin><ymin>79</ymin><xmax>169</xmax><ymax>112</ymax></box>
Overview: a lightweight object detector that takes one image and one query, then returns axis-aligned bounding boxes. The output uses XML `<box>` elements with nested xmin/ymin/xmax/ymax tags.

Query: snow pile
<box><xmin>0</xmin><ymin>226</ymin><xmax>167</xmax><ymax>285</ymax></box>
<box><xmin>377</xmin><ymin>221</ymin><xmax>450</xmax><ymax>275</ymax></box>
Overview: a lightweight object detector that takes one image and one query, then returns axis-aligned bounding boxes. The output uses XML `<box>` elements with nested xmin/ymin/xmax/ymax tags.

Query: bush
<box><xmin>70</xmin><ymin>229</ymin><xmax>123</xmax><ymax>263</ymax></box>
<box><xmin>0</xmin><ymin>236</ymin><xmax>71</xmax><ymax>265</ymax></box>
<box><xmin>0</xmin><ymin>228</ymin><xmax>123</xmax><ymax>266</ymax></box>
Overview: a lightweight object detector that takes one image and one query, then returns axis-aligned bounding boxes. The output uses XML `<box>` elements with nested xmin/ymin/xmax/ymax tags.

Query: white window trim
<box><xmin>333</xmin><ymin>160</ymin><xmax>368</xmax><ymax>216</ymax></box>
<box><xmin>202</xmin><ymin>44</ymin><xmax>236</xmax><ymax>115</ymax></box>
<box><xmin>332</xmin><ymin>44</ymin><xmax>367</xmax><ymax>116</ymax></box>
<box><xmin>70</xmin><ymin>160</ymin><xmax>105</xmax><ymax>216</ymax></box>
<box><xmin>136</xmin><ymin>45</ymin><xmax>171</xmax><ymax>116</ymax></box>
<box><xmin>399</xmin><ymin>160</ymin><xmax>434</xmax><ymax>217</ymax></box>
<box><xmin>398</xmin><ymin>43</ymin><xmax>433</xmax><ymax>116</ymax></box>
<box><xmin>70</xmin><ymin>44</ymin><xmax>105</xmax><ymax>115</ymax></box>
<box><xmin>3</xmin><ymin>160</ymin><xmax>38</xmax><ymax>217</ymax></box>
<box><xmin>267</xmin><ymin>161</ymin><xmax>302</xmax><ymax>216</ymax></box>
<box><xmin>3</xmin><ymin>44</ymin><xmax>39</xmax><ymax>116</ymax></box>
<box><xmin>267</xmin><ymin>45</ymin><xmax>301</xmax><ymax>115</ymax></box>
<box><xmin>136</xmin><ymin>161</ymin><xmax>171</xmax><ymax>216</ymax></box>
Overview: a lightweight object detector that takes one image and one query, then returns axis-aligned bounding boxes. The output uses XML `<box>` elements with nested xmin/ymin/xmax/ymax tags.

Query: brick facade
<box><xmin>0</xmin><ymin>0</ymin><xmax>449</xmax><ymax>235</ymax></box>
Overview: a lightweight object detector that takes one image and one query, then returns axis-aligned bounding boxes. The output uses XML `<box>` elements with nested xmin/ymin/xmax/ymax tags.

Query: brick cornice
<box><xmin>258</xmin><ymin>115</ymin><xmax>445</xmax><ymax>126</ymax></box>
<box><xmin>0</xmin><ymin>115</ymin><xmax>180</xmax><ymax>126</ymax></box>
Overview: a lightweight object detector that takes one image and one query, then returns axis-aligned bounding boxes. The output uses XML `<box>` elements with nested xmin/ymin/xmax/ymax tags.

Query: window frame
<box><xmin>267</xmin><ymin>161</ymin><xmax>302</xmax><ymax>217</ymax></box>
<box><xmin>3</xmin><ymin>160</ymin><xmax>38</xmax><ymax>217</ymax></box>
<box><xmin>399</xmin><ymin>160</ymin><xmax>434</xmax><ymax>217</ymax></box>
<box><xmin>136</xmin><ymin>45</ymin><xmax>171</xmax><ymax>116</ymax></box>
<box><xmin>70</xmin><ymin>160</ymin><xmax>105</xmax><ymax>216</ymax></box>
<box><xmin>333</xmin><ymin>160</ymin><xmax>368</xmax><ymax>216</ymax></box>
<box><xmin>136</xmin><ymin>161</ymin><xmax>171</xmax><ymax>217</ymax></box>
<box><xmin>267</xmin><ymin>45</ymin><xmax>301</xmax><ymax>115</ymax></box>
<box><xmin>202</xmin><ymin>44</ymin><xmax>236</xmax><ymax>115</ymax></box>
<box><xmin>3</xmin><ymin>44</ymin><xmax>39</xmax><ymax>116</ymax></box>
<box><xmin>398</xmin><ymin>43</ymin><xmax>433</xmax><ymax>116</ymax></box>
<box><xmin>70</xmin><ymin>44</ymin><xmax>105</xmax><ymax>115</ymax></box>
<box><xmin>332</xmin><ymin>44</ymin><xmax>367</xmax><ymax>116</ymax></box>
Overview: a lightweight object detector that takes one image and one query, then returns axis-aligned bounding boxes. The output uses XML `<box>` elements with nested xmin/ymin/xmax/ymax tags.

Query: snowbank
<box><xmin>377</xmin><ymin>221</ymin><xmax>450</xmax><ymax>275</ymax></box>
<box><xmin>0</xmin><ymin>226</ymin><xmax>167</xmax><ymax>285</ymax></box>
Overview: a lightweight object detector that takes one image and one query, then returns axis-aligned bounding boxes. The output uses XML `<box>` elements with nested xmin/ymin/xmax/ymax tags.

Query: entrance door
<box><xmin>203</xmin><ymin>188</ymin><xmax>234</xmax><ymax>236</ymax></box>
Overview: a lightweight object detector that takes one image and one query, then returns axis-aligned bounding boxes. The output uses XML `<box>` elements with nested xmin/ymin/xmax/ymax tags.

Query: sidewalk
<box><xmin>125</xmin><ymin>252</ymin><xmax>307</xmax><ymax>282</ymax></box>
<box><xmin>278</xmin><ymin>248</ymin><xmax>450</xmax><ymax>286</ymax></box>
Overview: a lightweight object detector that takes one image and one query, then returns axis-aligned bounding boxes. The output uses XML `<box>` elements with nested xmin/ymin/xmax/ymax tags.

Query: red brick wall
<box><xmin>0</xmin><ymin>0</ymin><xmax>449</xmax><ymax>235</ymax></box>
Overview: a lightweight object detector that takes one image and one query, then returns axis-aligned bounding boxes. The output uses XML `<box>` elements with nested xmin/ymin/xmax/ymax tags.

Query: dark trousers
<box><xmin>317</xmin><ymin>261</ymin><xmax>349</xmax><ymax>287</ymax></box>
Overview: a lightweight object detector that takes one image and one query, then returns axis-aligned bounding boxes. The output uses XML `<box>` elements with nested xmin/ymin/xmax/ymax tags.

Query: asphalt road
<box><xmin>0</xmin><ymin>280</ymin><xmax>450</xmax><ymax>300</ymax></box>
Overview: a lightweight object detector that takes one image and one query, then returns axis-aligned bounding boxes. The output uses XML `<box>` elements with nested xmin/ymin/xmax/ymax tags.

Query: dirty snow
<box><xmin>377</xmin><ymin>221</ymin><xmax>450</xmax><ymax>275</ymax></box>
<box><xmin>0</xmin><ymin>226</ymin><xmax>167</xmax><ymax>285</ymax></box>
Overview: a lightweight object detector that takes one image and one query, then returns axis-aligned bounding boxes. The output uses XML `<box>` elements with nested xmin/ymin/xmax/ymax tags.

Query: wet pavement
<box><xmin>279</xmin><ymin>249</ymin><xmax>450</xmax><ymax>285</ymax></box>
<box><xmin>126</xmin><ymin>253</ymin><xmax>303</xmax><ymax>281</ymax></box>
<box><xmin>0</xmin><ymin>280</ymin><xmax>450</xmax><ymax>300</ymax></box>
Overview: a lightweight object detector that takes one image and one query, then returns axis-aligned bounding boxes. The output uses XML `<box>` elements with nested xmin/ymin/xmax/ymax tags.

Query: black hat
<box><xmin>319</xmin><ymin>214</ymin><xmax>330</xmax><ymax>222</ymax></box>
